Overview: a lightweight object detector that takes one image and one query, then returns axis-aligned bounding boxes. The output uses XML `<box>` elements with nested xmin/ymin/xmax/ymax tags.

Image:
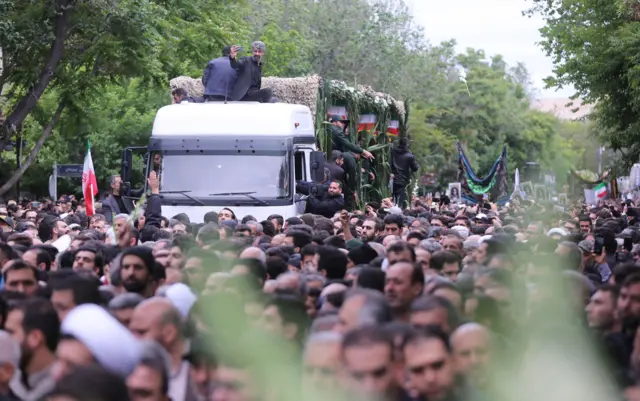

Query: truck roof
<box><xmin>152</xmin><ymin>102</ymin><xmax>315</xmax><ymax>137</ymax></box>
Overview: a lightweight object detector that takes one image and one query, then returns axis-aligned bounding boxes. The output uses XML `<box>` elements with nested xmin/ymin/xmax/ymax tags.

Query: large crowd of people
<box><xmin>0</xmin><ymin>169</ymin><xmax>639</xmax><ymax>400</ymax></box>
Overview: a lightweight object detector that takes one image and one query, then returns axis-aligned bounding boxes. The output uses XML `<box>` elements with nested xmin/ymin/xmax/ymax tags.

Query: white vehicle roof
<box><xmin>152</xmin><ymin>102</ymin><xmax>315</xmax><ymax>138</ymax></box>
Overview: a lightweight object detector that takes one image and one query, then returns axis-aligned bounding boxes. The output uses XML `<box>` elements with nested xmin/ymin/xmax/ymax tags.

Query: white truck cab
<box><xmin>121</xmin><ymin>102</ymin><xmax>325</xmax><ymax>223</ymax></box>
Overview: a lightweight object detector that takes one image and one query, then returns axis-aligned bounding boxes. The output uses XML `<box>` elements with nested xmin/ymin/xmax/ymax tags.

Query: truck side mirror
<box><xmin>310</xmin><ymin>151</ymin><xmax>326</xmax><ymax>183</ymax></box>
<box><xmin>121</xmin><ymin>148</ymin><xmax>133</xmax><ymax>186</ymax></box>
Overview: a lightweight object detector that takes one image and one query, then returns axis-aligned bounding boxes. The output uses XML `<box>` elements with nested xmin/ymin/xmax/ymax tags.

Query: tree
<box><xmin>408</xmin><ymin>104</ymin><xmax>458</xmax><ymax>187</ymax></box>
<box><xmin>525</xmin><ymin>0</ymin><xmax>640</xmax><ymax>168</ymax></box>
<box><xmin>258</xmin><ymin>23</ymin><xmax>312</xmax><ymax>77</ymax></box>
<box><xmin>406</xmin><ymin>42</ymin><xmax>595</xmax><ymax>190</ymax></box>
<box><xmin>241</xmin><ymin>0</ymin><xmax>598</xmax><ymax>189</ymax></box>
<box><xmin>421</xmin><ymin>48</ymin><xmax>530</xmax><ymax>173</ymax></box>
<box><xmin>0</xmin><ymin>0</ymin><xmax>245</xmax><ymax>198</ymax></box>
<box><xmin>12</xmin><ymin>80</ymin><xmax>168</xmax><ymax>197</ymax></box>
<box><xmin>1</xmin><ymin>0</ymin><xmax>601</xmax><ymax>199</ymax></box>
<box><xmin>244</xmin><ymin>0</ymin><xmax>425</xmax><ymax>96</ymax></box>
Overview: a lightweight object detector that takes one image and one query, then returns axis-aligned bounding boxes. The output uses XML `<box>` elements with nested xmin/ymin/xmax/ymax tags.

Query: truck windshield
<box><xmin>159</xmin><ymin>154</ymin><xmax>291</xmax><ymax>199</ymax></box>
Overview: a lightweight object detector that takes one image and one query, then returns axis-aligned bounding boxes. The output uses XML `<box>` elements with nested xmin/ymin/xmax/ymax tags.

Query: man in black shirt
<box><xmin>390</xmin><ymin>137</ymin><xmax>418</xmax><ymax>208</ymax></box>
<box><xmin>228</xmin><ymin>41</ymin><xmax>273</xmax><ymax>103</ymax></box>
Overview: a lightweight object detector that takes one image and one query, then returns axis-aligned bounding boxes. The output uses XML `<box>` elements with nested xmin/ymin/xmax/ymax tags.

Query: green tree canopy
<box><xmin>0</xmin><ymin>0</ymin><xmax>601</xmax><ymax>199</ymax></box>
<box><xmin>525</xmin><ymin>0</ymin><xmax>638</xmax><ymax>169</ymax></box>
<box><xmin>0</xmin><ymin>0</ymin><xmax>246</xmax><ymax>197</ymax></box>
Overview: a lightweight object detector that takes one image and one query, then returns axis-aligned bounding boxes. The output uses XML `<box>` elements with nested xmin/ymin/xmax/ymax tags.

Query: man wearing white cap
<box><xmin>53</xmin><ymin>304</ymin><xmax>141</xmax><ymax>382</ymax></box>
<box><xmin>165</xmin><ymin>283</ymin><xmax>197</xmax><ymax>318</ymax></box>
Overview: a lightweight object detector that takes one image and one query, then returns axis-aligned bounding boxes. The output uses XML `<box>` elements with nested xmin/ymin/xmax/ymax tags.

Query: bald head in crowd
<box><xmin>128</xmin><ymin>298</ymin><xmax>188</xmax><ymax>401</ymax></box>
<box><xmin>240</xmin><ymin>246</ymin><xmax>266</xmax><ymax>264</ymax></box>
<box><xmin>450</xmin><ymin>323</ymin><xmax>491</xmax><ymax>385</ymax></box>
<box><xmin>276</xmin><ymin>272</ymin><xmax>301</xmax><ymax>292</ymax></box>
<box><xmin>129</xmin><ymin>298</ymin><xmax>183</xmax><ymax>346</ymax></box>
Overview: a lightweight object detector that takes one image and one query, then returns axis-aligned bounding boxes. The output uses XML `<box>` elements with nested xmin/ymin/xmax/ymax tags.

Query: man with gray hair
<box><xmin>229</xmin><ymin>41</ymin><xmax>273</xmax><ymax>103</ymax></box>
<box><xmin>108</xmin><ymin>292</ymin><xmax>145</xmax><ymax>327</ymax></box>
<box><xmin>245</xmin><ymin>220</ymin><xmax>263</xmax><ymax>236</ymax></box>
<box><xmin>419</xmin><ymin>238</ymin><xmax>442</xmax><ymax>254</ymax></box>
<box><xmin>102</xmin><ymin>175</ymin><xmax>133</xmax><ymax>222</ymax></box>
<box><xmin>302</xmin><ymin>331</ymin><xmax>342</xmax><ymax>390</ymax></box>
<box><xmin>335</xmin><ymin>288</ymin><xmax>392</xmax><ymax>334</ymax></box>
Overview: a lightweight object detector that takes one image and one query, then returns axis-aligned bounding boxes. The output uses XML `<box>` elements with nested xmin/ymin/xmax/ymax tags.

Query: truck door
<box><xmin>294</xmin><ymin>148</ymin><xmax>309</xmax><ymax>182</ymax></box>
<box><xmin>294</xmin><ymin>147</ymin><xmax>315</xmax><ymax>214</ymax></box>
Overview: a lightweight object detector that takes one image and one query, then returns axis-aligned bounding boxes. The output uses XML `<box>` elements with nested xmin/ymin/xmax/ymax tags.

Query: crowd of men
<box><xmin>1</xmin><ymin>172</ymin><xmax>640</xmax><ymax>400</ymax></box>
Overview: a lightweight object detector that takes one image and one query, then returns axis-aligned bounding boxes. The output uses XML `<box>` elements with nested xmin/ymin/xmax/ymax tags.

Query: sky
<box><xmin>405</xmin><ymin>0</ymin><xmax>574</xmax><ymax>99</ymax></box>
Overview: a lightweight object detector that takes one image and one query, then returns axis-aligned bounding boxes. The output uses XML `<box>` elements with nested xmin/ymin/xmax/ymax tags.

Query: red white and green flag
<box><xmin>82</xmin><ymin>141</ymin><xmax>99</xmax><ymax>216</ymax></box>
<box><xmin>594</xmin><ymin>182</ymin><xmax>607</xmax><ymax>199</ymax></box>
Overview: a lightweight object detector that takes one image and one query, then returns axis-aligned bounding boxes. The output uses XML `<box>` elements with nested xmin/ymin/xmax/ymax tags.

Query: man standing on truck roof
<box><xmin>228</xmin><ymin>42</ymin><xmax>273</xmax><ymax>103</ymax></box>
<box><xmin>202</xmin><ymin>46</ymin><xmax>237</xmax><ymax>102</ymax></box>
<box><xmin>328</xmin><ymin>116</ymin><xmax>374</xmax><ymax>209</ymax></box>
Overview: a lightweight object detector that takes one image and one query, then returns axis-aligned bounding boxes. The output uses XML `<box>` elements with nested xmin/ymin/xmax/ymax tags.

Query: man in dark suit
<box><xmin>202</xmin><ymin>46</ymin><xmax>237</xmax><ymax>101</ymax></box>
<box><xmin>228</xmin><ymin>42</ymin><xmax>273</xmax><ymax>103</ymax></box>
<box><xmin>101</xmin><ymin>175</ymin><xmax>134</xmax><ymax>223</ymax></box>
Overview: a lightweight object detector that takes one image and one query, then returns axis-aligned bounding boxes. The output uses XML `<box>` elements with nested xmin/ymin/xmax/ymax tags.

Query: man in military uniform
<box><xmin>327</xmin><ymin>115</ymin><xmax>374</xmax><ymax>209</ymax></box>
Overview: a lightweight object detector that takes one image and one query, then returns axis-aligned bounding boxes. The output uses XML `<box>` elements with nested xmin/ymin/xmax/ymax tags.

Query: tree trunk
<box><xmin>0</xmin><ymin>0</ymin><xmax>75</xmax><ymax>149</ymax></box>
<box><xmin>0</xmin><ymin>46</ymin><xmax>6</xmax><ymax>91</ymax></box>
<box><xmin>0</xmin><ymin>101</ymin><xmax>66</xmax><ymax>197</ymax></box>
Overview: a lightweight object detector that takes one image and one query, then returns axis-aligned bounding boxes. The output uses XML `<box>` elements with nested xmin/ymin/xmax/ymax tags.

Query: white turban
<box><xmin>61</xmin><ymin>304</ymin><xmax>141</xmax><ymax>378</ymax></box>
<box><xmin>546</xmin><ymin>228</ymin><xmax>568</xmax><ymax>237</ymax></box>
<box><xmin>165</xmin><ymin>283</ymin><xmax>197</xmax><ymax>318</ymax></box>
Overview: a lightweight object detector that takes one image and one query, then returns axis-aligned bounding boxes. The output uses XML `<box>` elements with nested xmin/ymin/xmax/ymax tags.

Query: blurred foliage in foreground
<box><xmin>192</xmin><ymin>249</ymin><xmax>619</xmax><ymax>401</ymax></box>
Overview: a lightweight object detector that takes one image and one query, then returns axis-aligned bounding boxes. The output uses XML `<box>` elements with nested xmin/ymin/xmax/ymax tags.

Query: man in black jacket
<box><xmin>102</xmin><ymin>175</ymin><xmax>134</xmax><ymax>223</ymax></box>
<box><xmin>296</xmin><ymin>168</ymin><xmax>330</xmax><ymax>199</ymax></box>
<box><xmin>228</xmin><ymin>42</ymin><xmax>273</xmax><ymax>103</ymax></box>
<box><xmin>390</xmin><ymin>137</ymin><xmax>418</xmax><ymax>208</ymax></box>
<box><xmin>325</xmin><ymin>150</ymin><xmax>345</xmax><ymax>183</ymax></box>
<box><xmin>306</xmin><ymin>180</ymin><xmax>345</xmax><ymax>218</ymax></box>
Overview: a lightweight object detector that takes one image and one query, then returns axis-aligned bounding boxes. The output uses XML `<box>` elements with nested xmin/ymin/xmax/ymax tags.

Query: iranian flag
<box><xmin>594</xmin><ymin>182</ymin><xmax>607</xmax><ymax>199</ymax></box>
<box><xmin>82</xmin><ymin>141</ymin><xmax>99</xmax><ymax>216</ymax></box>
